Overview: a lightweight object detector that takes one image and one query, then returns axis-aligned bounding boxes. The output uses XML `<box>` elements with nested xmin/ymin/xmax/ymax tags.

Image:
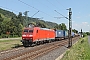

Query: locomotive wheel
<box><xmin>49</xmin><ymin>40</ymin><xmax>51</xmax><ymax>43</ymax></box>
<box><xmin>23</xmin><ymin>43</ymin><xmax>28</xmax><ymax>47</ymax></box>
<box><xmin>23</xmin><ymin>42</ymin><xmax>29</xmax><ymax>47</ymax></box>
<box><xmin>36</xmin><ymin>41</ymin><xmax>40</xmax><ymax>45</ymax></box>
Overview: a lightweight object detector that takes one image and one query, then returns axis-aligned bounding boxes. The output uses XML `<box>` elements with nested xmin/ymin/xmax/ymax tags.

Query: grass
<box><xmin>61</xmin><ymin>36</ymin><xmax>90</xmax><ymax>60</ymax></box>
<box><xmin>0</xmin><ymin>39</ymin><xmax>23</xmax><ymax>51</ymax></box>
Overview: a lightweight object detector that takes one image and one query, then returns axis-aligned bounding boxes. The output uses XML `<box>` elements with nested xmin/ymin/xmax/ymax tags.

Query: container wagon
<box><xmin>71</xmin><ymin>32</ymin><xmax>75</xmax><ymax>37</ymax></box>
<box><xmin>55</xmin><ymin>30</ymin><xmax>64</xmax><ymax>40</ymax></box>
<box><xmin>55</xmin><ymin>30</ymin><xmax>68</xmax><ymax>40</ymax></box>
<box><xmin>63</xmin><ymin>30</ymin><xmax>68</xmax><ymax>39</ymax></box>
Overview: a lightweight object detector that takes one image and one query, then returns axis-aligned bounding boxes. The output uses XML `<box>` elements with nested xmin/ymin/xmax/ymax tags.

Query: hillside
<box><xmin>0</xmin><ymin>8</ymin><xmax>59</xmax><ymax>38</ymax></box>
<box><xmin>0</xmin><ymin>8</ymin><xmax>58</xmax><ymax>28</ymax></box>
<box><xmin>0</xmin><ymin>8</ymin><xmax>16</xmax><ymax>18</ymax></box>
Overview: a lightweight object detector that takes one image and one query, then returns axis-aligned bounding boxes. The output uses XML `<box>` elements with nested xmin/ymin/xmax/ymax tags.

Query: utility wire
<box><xmin>18</xmin><ymin>0</ymin><xmax>54</xmax><ymax>18</ymax></box>
<box><xmin>37</xmin><ymin>1</ymin><xmax>52</xmax><ymax>10</ymax></box>
<box><xmin>46</xmin><ymin>0</ymin><xmax>65</xmax><ymax>12</ymax></box>
<box><xmin>31</xmin><ymin>11</ymin><xmax>39</xmax><ymax>18</ymax></box>
<box><xmin>46</xmin><ymin>0</ymin><xmax>68</xmax><ymax>20</ymax></box>
<box><xmin>54</xmin><ymin>10</ymin><xmax>68</xmax><ymax>20</ymax></box>
<box><xmin>18</xmin><ymin>0</ymin><xmax>38</xmax><ymax>11</ymax></box>
<box><xmin>46</xmin><ymin>0</ymin><xmax>58</xmax><ymax>9</ymax></box>
<box><xmin>55</xmin><ymin>0</ymin><xmax>66</xmax><ymax>9</ymax></box>
<box><xmin>18</xmin><ymin>0</ymin><xmax>67</xmax><ymax>20</ymax></box>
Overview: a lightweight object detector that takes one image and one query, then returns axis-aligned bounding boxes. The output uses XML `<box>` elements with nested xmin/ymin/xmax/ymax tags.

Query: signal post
<box><xmin>67</xmin><ymin>8</ymin><xmax>72</xmax><ymax>47</ymax></box>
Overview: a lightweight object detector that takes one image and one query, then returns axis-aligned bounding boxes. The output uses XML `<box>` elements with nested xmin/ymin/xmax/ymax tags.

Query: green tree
<box><xmin>0</xmin><ymin>14</ymin><xmax>4</xmax><ymax>35</ymax></box>
<box><xmin>16</xmin><ymin>24</ymin><xmax>23</xmax><ymax>37</ymax></box>
<box><xmin>85</xmin><ymin>32</ymin><xmax>90</xmax><ymax>35</ymax></box>
<box><xmin>60</xmin><ymin>23</ymin><xmax>67</xmax><ymax>30</ymax></box>
<box><xmin>36</xmin><ymin>21</ymin><xmax>47</xmax><ymax>28</ymax></box>
<box><xmin>28</xmin><ymin>22</ymin><xmax>36</xmax><ymax>26</ymax></box>
<box><xmin>54</xmin><ymin>23</ymin><xmax>67</xmax><ymax>30</ymax></box>
<box><xmin>72</xmin><ymin>29</ymin><xmax>78</xmax><ymax>33</ymax></box>
<box><xmin>10</xmin><ymin>15</ymin><xmax>23</xmax><ymax>37</ymax></box>
<box><xmin>58</xmin><ymin>24</ymin><xmax>61</xmax><ymax>30</ymax></box>
<box><xmin>54</xmin><ymin>24</ymin><xmax>59</xmax><ymax>29</ymax></box>
<box><xmin>0</xmin><ymin>14</ymin><xmax>3</xmax><ymax>22</ymax></box>
<box><xmin>17</xmin><ymin>12</ymin><xmax>24</xmax><ymax>26</ymax></box>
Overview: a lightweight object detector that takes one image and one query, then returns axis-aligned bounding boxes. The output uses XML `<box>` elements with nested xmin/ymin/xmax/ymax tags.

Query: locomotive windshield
<box><xmin>24</xmin><ymin>29</ymin><xmax>28</xmax><ymax>32</ymax></box>
<box><xmin>24</xmin><ymin>29</ymin><xmax>33</xmax><ymax>33</ymax></box>
<box><xmin>29</xmin><ymin>30</ymin><xmax>33</xmax><ymax>33</ymax></box>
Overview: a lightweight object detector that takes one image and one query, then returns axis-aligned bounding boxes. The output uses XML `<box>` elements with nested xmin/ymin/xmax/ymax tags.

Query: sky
<box><xmin>0</xmin><ymin>0</ymin><xmax>90</xmax><ymax>32</ymax></box>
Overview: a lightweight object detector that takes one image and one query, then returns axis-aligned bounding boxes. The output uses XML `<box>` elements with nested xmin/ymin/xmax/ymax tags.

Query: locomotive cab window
<box><xmin>29</xmin><ymin>30</ymin><xmax>33</xmax><ymax>33</ymax></box>
<box><xmin>24</xmin><ymin>29</ymin><xmax>28</xmax><ymax>32</ymax></box>
<box><xmin>36</xmin><ymin>30</ymin><xmax>38</xmax><ymax>33</ymax></box>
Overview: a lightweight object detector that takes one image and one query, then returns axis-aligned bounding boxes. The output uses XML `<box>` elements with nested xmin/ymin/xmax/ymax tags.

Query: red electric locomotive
<box><xmin>21</xmin><ymin>27</ymin><xmax>55</xmax><ymax>47</ymax></box>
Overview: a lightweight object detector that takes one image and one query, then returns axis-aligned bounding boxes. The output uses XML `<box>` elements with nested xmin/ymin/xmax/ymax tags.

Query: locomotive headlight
<box><xmin>22</xmin><ymin>38</ymin><xmax>25</xmax><ymax>39</ymax></box>
<box><xmin>22</xmin><ymin>35</ymin><xmax>26</xmax><ymax>37</ymax></box>
<box><xmin>29</xmin><ymin>35</ymin><xmax>33</xmax><ymax>37</ymax></box>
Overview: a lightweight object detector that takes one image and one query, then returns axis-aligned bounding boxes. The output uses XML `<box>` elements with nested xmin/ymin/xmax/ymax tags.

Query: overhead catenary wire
<box><xmin>46</xmin><ymin>0</ymin><xmax>65</xmax><ymax>12</ymax></box>
<box><xmin>31</xmin><ymin>11</ymin><xmax>39</xmax><ymax>18</ymax></box>
<box><xmin>55</xmin><ymin>0</ymin><xmax>66</xmax><ymax>9</ymax></box>
<box><xmin>18</xmin><ymin>0</ymin><xmax>54</xmax><ymax>18</ymax></box>
<box><xmin>36</xmin><ymin>0</ymin><xmax>68</xmax><ymax>22</ymax></box>
<box><xmin>37</xmin><ymin>1</ymin><xmax>51</xmax><ymax>9</ymax></box>
<box><xmin>46</xmin><ymin>0</ymin><xmax>58</xmax><ymax>9</ymax></box>
<box><xmin>37</xmin><ymin>0</ymin><xmax>65</xmax><ymax>18</ymax></box>
<box><xmin>0</xmin><ymin>0</ymin><xmax>68</xmax><ymax>22</ymax></box>
<box><xmin>46</xmin><ymin>0</ymin><xmax>68</xmax><ymax>20</ymax></box>
<box><xmin>18</xmin><ymin>0</ymin><xmax>38</xmax><ymax>11</ymax></box>
<box><xmin>54</xmin><ymin>10</ymin><xmax>68</xmax><ymax>20</ymax></box>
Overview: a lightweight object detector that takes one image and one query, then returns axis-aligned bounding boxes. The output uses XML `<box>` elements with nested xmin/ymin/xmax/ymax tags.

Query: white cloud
<box><xmin>63</xmin><ymin>21</ymin><xmax>90</xmax><ymax>32</ymax></box>
<box><xmin>72</xmin><ymin>22</ymin><xmax>90</xmax><ymax>32</ymax></box>
<box><xmin>82</xmin><ymin>22</ymin><xmax>88</xmax><ymax>24</ymax></box>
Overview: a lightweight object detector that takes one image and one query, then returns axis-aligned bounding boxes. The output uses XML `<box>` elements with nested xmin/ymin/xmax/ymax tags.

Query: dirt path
<box><xmin>0</xmin><ymin>37</ymin><xmax>21</xmax><ymax>40</ymax></box>
<box><xmin>88</xmin><ymin>36</ymin><xmax>90</xmax><ymax>45</ymax></box>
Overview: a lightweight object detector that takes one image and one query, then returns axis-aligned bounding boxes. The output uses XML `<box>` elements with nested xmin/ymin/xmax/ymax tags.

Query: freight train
<box><xmin>21</xmin><ymin>27</ymin><xmax>76</xmax><ymax>47</ymax></box>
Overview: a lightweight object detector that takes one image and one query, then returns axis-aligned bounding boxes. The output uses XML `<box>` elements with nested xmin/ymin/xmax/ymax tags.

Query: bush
<box><xmin>0</xmin><ymin>34</ymin><xmax>20</xmax><ymax>38</ymax></box>
<box><xmin>1</xmin><ymin>34</ymin><xmax>8</xmax><ymax>38</ymax></box>
<box><xmin>83</xmin><ymin>33</ymin><xmax>87</xmax><ymax>37</ymax></box>
<box><xmin>0</xmin><ymin>36</ymin><xmax>2</xmax><ymax>38</ymax></box>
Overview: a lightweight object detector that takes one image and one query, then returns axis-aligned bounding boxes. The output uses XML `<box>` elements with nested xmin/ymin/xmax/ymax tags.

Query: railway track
<box><xmin>0</xmin><ymin>36</ymin><xmax>80</xmax><ymax>60</ymax></box>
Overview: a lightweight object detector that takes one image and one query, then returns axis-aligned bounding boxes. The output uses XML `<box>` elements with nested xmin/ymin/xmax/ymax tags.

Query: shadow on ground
<box><xmin>12</xmin><ymin>44</ymin><xmax>23</xmax><ymax>48</ymax></box>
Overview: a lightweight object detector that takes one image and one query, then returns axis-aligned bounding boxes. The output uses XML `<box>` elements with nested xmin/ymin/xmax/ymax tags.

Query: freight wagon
<box><xmin>64</xmin><ymin>30</ymin><xmax>68</xmax><ymax>39</ymax></box>
<box><xmin>71</xmin><ymin>32</ymin><xmax>75</xmax><ymax>37</ymax></box>
<box><xmin>55</xmin><ymin>30</ymin><xmax>68</xmax><ymax>40</ymax></box>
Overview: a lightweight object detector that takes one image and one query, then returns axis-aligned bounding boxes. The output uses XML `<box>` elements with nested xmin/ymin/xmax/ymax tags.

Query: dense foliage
<box><xmin>72</xmin><ymin>29</ymin><xmax>78</xmax><ymax>33</ymax></box>
<box><xmin>54</xmin><ymin>23</ymin><xmax>67</xmax><ymax>30</ymax></box>
<box><xmin>0</xmin><ymin>8</ymin><xmax>67</xmax><ymax>38</ymax></box>
<box><xmin>85</xmin><ymin>32</ymin><xmax>90</xmax><ymax>35</ymax></box>
<box><xmin>82</xmin><ymin>32</ymin><xmax>90</xmax><ymax>37</ymax></box>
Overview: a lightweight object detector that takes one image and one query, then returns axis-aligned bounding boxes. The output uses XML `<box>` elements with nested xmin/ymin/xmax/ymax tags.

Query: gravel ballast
<box><xmin>35</xmin><ymin>38</ymin><xmax>79</xmax><ymax>60</ymax></box>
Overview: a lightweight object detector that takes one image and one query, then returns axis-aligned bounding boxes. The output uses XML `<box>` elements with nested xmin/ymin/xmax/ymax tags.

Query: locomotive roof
<box><xmin>40</xmin><ymin>28</ymin><xmax>53</xmax><ymax>31</ymax></box>
<box><xmin>24</xmin><ymin>27</ymin><xmax>54</xmax><ymax>31</ymax></box>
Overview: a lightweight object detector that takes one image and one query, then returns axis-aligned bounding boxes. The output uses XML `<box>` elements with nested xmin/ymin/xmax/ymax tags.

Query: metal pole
<box><xmin>54</xmin><ymin>9</ymin><xmax>72</xmax><ymax>47</ymax></box>
<box><xmin>68</xmin><ymin>8</ymin><xmax>72</xmax><ymax>47</ymax></box>
<box><xmin>81</xmin><ymin>29</ymin><xmax>82</xmax><ymax>37</ymax></box>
